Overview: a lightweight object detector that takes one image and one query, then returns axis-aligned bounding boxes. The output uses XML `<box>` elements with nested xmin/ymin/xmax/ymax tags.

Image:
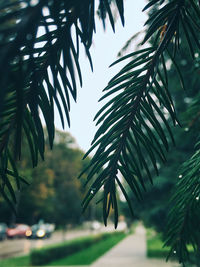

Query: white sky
<box><xmin>55</xmin><ymin>0</ymin><xmax>147</xmax><ymax>152</ymax></box>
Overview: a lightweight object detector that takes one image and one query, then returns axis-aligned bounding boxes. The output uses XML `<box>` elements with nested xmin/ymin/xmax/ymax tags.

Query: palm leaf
<box><xmin>81</xmin><ymin>0</ymin><xmax>195</xmax><ymax>227</ymax></box>
<box><xmin>164</xmin><ymin>142</ymin><xmax>200</xmax><ymax>263</ymax></box>
<box><xmin>0</xmin><ymin>0</ymin><xmax>125</xmax><ymax>206</ymax></box>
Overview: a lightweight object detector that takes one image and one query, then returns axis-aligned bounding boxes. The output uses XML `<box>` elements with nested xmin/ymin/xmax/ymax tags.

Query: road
<box><xmin>0</xmin><ymin>225</ymin><xmax>116</xmax><ymax>259</ymax></box>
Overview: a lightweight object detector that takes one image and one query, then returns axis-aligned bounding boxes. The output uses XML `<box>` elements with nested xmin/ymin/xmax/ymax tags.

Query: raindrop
<box><xmin>184</xmin><ymin>127</ymin><xmax>189</xmax><ymax>132</ymax></box>
<box><xmin>195</xmin><ymin>53</ymin><xmax>199</xmax><ymax>58</ymax></box>
<box><xmin>42</xmin><ymin>6</ymin><xmax>49</xmax><ymax>16</ymax></box>
<box><xmin>48</xmin><ymin>0</ymin><xmax>53</xmax><ymax>6</ymax></box>
<box><xmin>26</xmin><ymin>34</ymin><xmax>32</xmax><ymax>40</ymax></box>
<box><xmin>14</xmin><ymin>56</ymin><xmax>20</xmax><ymax>63</ymax></box>
<box><xmin>173</xmin><ymin>250</ymin><xmax>176</xmax><ymax>254</ymax></box>
<box><xmin>179</xmin><ymin>174</ymin><xmax>182</xmax><ymax>179</ymax></box>
<box><xmin>184</xmin><ymin>97</ymin><xmax>191</xmax><ymax>104</ymax></box>
<box><xmin>9</xmin><ymin>36</ymin><xmax>15</xmax><ymax>41</ymax></box>
<box><xmin>180</xmin><ymin>59</ymin><xmax>187</xmax><ymax>66</ymax></box>
<box><xmin>21</xmin><ymin>2</ymin><xmax>28</xmax><ymax>8</ymax></box>
<box><xmin>30</xmin><ymin>0</ymin><xmax>39</xmax><ymax>6</ymax></box>
<box><xmin>11</xmin><ymin>56</ymin><xmax>20</xmax><ymax>65</ymax></box>
<box><xmin>16</xmin><ymin>19</ymin><xmax>21</xmax><ymax>24</ymax></box>
<box><xmin>91</xmin><ymin>190</ymin><xmax>94</xmax><ymax>195</ymax></box>
<box><xmin>196</xmin><ymin>196</ymin><xmax>199</xmax><ymax>201</ymax></box>
<box><xmin>24</xmin><ymin>55</ymin><xmax>30</xmax><ymax>60</ymax></box>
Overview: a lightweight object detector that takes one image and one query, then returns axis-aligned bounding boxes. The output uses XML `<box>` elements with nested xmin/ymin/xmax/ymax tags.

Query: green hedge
<box><xmin>30</xmin><ymin>232</ymin><xmax>122</xmax><ymax>265</ymax></box>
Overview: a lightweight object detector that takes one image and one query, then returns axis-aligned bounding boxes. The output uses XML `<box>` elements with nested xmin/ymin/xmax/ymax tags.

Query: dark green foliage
<box><xmin>80</xmin><ymin>1</ymin><xmax>200</xmax><ymax>264</ymax></box>
<box><xmin>30</xmin><ymin>232</ymin><xmax>123</xmax><ymax>265</ymax></box>
<box><xmin>82</xmin><ymin>0</ymin><xmax>198</xmax><ymax>227</ymax></box>
<box><xmin>164</xmin><ymin>142</ymin><xmax>200</xmax><ymax>263</ymax></box>
<box><xmin>120</xmin><ymin>47</ymin><xmax>200</xmax><ymax>231</ymax></box>
<box><xmin>0</xmin><ymin>0</ymin><xmax>124</xmax><ymax>210</ymax></box>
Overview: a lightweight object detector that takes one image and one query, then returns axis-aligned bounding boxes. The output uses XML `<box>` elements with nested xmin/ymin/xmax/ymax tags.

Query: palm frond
<box><xmin>164</xmin><ymin>91</ymin><xmax>200</xmax><ymax>263</ymax></box>
<box><xmin>0</xmin><ymin>0</ymin><xmax>124</xmax><ymax>207</ymax></box>
<box><xmin>164</xmin><ymin>139</ymin><xmax>200</xmax><ymax>263</ymax></box>
<box><xmin>82</xmin><ymin>0</ymin><xmax>200</xmax><ymax>227</ymax></box>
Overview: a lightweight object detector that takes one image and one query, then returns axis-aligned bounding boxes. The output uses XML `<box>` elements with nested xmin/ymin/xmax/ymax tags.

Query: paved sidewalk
<box><xmin>91</xmin><ymin>224</ymin><xmax>181</xmax><ymax>267</ymax></box>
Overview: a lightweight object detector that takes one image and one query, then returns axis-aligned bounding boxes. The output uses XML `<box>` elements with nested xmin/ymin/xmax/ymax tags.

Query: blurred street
<box><xmin>0</xmin><ymin>224</ymin><xmax>183</xmax><ymax>267</ymax></box>
<box><xmin>0</xmin><ymin>224</ymin><xmax>115</xmax><ymax>259</ymax></box>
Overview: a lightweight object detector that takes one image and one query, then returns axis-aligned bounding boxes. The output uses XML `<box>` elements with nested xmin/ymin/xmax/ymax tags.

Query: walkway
<box><xmin>91</xmin><ymin>224</ymin><xmax>181</xmax><ymax>267</ymax></box>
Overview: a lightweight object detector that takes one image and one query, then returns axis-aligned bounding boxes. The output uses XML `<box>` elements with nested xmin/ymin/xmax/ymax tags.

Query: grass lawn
<box><xmin>146</xmin><ymin>228</ymin><xmax>170</xmax><ymax>258</ymax></box>
<box><xmin>146</xmin><ymin>228</ymin><xmax>194</xmax><ymax>262</ymax></box>
<box><xmin>146</xmin><ymin>230</ymin><xmax>198</xmax><ymax>267</ymax></box>
<box><xmin>48</xmin><ymin>232</ymin><xmax>126</xmax><ymax>266</ymax></box>
<box><xmin>0</xmin><ymin>255</ymin><xmax>30</xmax><ymax>267</ymax></box>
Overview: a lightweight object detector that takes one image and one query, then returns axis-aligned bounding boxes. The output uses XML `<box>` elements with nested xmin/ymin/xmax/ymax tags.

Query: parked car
<box><xmin>6</xmin><ymin>224</ymin><xmax>31</xmax><ymax>238</ymax></box>
<box><xmin>0</xmin><ymin>223</ymin><xmax>7</xmax><ymax>241</ymax></box>
<box><xmin>28</xmin><ymin>223</ymin><xmax>55</xmax><ymax>239</ymax></box>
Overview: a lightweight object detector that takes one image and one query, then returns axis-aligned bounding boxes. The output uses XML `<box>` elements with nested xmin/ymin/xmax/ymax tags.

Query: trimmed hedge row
<box><xmin>30</xmin><ymin>232</ymin><xmax>122</xmax><ymax>265</ymax></box>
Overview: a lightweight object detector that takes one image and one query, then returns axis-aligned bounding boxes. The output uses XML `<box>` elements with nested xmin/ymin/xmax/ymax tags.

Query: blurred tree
<box><xmin>0</xmin><ymin>130</ymin><xmax>101</xmax><ymax>227</ymax></box>
<box><xmin>45</xmin><ymin>132</ymin><xmax>83</xmax><ymax>227</ymax></box>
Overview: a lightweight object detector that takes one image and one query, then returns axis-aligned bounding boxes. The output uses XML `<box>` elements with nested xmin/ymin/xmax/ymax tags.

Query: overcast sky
<box><xmin>55</xmin><ymin>0</ymin><xmax>147</xmax><ymax>152</ymax></box>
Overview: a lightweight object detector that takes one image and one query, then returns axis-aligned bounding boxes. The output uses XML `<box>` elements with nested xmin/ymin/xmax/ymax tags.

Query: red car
<box><xmin>6</xmin><ymin>224</ymin><xmax>31</xmax><ymax>238</ymax></box>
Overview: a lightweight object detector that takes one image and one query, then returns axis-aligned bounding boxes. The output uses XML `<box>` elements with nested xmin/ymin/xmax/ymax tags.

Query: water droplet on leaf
<box><xmin>30</xmin><ymin>0</ymin><xmax>39</xmax><ymax>6</ymax></box>
<box><xmin>26</xmin><ymin>34</ymin><xmax>32</xmax><ymax>40</ymax></box>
